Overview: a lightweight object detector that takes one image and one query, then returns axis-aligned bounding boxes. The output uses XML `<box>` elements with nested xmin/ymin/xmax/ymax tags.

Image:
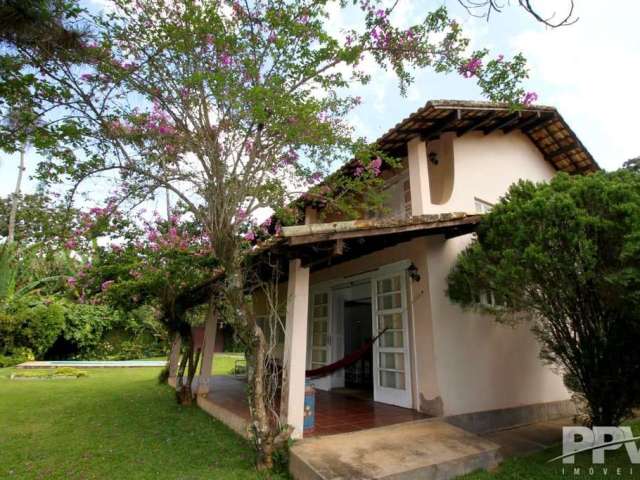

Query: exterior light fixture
<box><xmin>407</xmin><ymin>263</ymin><xmax>421</xmax><ymax>282</ymax></box>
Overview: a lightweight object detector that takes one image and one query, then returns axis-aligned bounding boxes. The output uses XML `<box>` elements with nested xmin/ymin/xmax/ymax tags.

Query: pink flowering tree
<box><xmin>8</xmin><ymin>0</ymin><xmax>533</xmax><ymax>468</ymax></box>
<box><xmin>65</xmin><ymin>209</ymin><xmax>220</xmax><ymax>403</ymax></box>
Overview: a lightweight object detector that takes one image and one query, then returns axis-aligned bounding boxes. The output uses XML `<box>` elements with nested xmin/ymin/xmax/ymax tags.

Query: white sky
<box><xmin>1</xmin><ymin>0</ymin><xmax>638</xmax><ymax>199</ymax></box>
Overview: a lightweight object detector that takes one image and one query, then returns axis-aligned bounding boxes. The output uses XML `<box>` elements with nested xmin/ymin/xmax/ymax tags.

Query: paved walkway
<box><xmin>290</xmin><ymin>419</ymin><xmax>501</xmax><ymax>480</ymax></box>
<box><xmin>481</xmin><ymin>417</ymin><xmax>574</xmax><ymax>459</ymax></box>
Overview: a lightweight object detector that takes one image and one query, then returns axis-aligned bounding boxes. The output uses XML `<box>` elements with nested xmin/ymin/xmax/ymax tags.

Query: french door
<box><xmin>372</xmin><ymin>271</ymin><xmax>412</xmax><ymax>408</ymax></box>
<box><xmin>308</xmin><ymin>290</ymin><xmax>332</xmax><ymax>390</ymax></box>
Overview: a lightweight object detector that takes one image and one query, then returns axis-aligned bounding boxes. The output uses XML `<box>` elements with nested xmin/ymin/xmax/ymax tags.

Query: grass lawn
<box><xmin>460</xmin><ymin>420</ymin><xmax>640</xmax><ymax>480</ymax></box>
<box><xmin>0</xmin><ymin>357</ymin><xmax>283</xmax><ymax>480</ymax></box>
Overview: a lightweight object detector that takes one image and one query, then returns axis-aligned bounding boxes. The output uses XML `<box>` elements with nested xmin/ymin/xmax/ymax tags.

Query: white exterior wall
<box><xmin>421</xmin><ymin>131</ymin><xmax>570</xmax><ymax>416</ymax></box>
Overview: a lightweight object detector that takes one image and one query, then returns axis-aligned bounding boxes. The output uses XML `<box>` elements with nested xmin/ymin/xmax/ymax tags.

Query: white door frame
<box><xmin>307</xmin><ymin>260</ymin><xmax>414</xmax><ymax>406</ymax></box>
<box><xmin>371</xmin><ymin>266</ymin><xmax>413</xmax><ymax>408</ymax></box>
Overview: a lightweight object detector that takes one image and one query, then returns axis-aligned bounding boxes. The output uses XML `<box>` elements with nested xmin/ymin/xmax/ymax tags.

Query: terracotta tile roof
<box><xmin>376</xmin><ymin>99</ymin><xmax>598</xmax><ymax>173</ymax></box>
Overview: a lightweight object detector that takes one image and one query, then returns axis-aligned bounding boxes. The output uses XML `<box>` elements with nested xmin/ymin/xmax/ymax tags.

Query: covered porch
<box><xmin>169</xmin><ymin>213</ymin><xmax>480</xmax><ymax>439</ymax></box>
<box><xmin>197</xmin><ymin>375</ymin><xmax>427</xmax><ymax>437</ymax></box>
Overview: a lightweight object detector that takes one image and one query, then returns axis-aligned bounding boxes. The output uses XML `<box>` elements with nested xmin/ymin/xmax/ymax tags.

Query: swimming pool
<box><xmin>17</xmin><ymin>360</ymin><xmax>166</xmax><ymax>369</ymax></box>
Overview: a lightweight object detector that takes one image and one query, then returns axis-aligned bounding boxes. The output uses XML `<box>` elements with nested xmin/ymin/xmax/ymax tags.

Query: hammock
<box><xmin>305</xmin><ymin>328</ymin><xmax>388</xmax><ymax>379</ymax></box>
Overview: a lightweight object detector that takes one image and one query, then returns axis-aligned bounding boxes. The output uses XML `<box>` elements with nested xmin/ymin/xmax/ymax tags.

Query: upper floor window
<box><xmin>474</xmin><ymin>198</ymin><xmax>493</xmax><ymax>214</ymax></box>
<box><xmin>372</xmin><ymin>171</ymin><xmax>411</xmax><ymax>220</ymax></box>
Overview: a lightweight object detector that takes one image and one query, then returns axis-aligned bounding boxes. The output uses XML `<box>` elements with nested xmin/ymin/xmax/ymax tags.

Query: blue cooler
<box><xmin>303</xmin><ymin>380</ymin><xmax>316</xmax><ymax>435</ymax></box>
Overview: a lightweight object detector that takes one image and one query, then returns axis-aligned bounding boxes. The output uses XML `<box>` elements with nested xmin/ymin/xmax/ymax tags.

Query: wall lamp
<box><xmin>407</xmin><ymin>263</ymin><xmax>421</xmax><ymax>282</ymax></box>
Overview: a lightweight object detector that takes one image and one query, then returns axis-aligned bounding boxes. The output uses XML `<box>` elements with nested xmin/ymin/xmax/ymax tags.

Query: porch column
<box><xmin>197</xmin><ymin>306</ymin><xmax>219</xmax><ymax>395</ymax></box>
<box><xmin>168</xmin><ymin>333</ymin><xmax>182</xmax><ymax>387</ymax></box>
<box><xmin>280</xmin><ymin>258</ymin><xmax>310</xmax><ymax>439</ymax></box>
<box><xmin>407</xmin><ymin>137</ymin><xmax>431</xmax><ymax>216</ymax></box>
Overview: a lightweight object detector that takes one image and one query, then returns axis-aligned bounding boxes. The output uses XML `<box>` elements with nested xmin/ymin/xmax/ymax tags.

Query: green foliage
<box><xmin>447</xmin><ymin>170</ymin><xmax>640</xmax><ymax>426</ymax></box>
<box><xmin>0</xmin><ymin>346</ymin><xmax>34</xmax><ymax>367</ymax></box>
<box><xmin>0</xmin><ymin>193</ymin><xmax>77</xmax><ymax>245</ymax></box>
<box><xmin>0</xmin><ymin>296</ymin><xmax>65</xmax><ymax>356</ymax></box>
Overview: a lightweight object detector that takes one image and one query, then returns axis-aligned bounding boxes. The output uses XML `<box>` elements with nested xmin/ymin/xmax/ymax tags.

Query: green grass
<box><xmin>460</xmin><ymin>420</ymin><xmax>640</xmax><ymax>480</ymax></box>
<box><xmin>212</xmin><ymin>353</ymin><xmax>245</xmax><ymax>375</ymax></box>
<box><xmin>0</xmin><ymin>362</ymin><xmax>283</xmax><ymax>480</ymax></box>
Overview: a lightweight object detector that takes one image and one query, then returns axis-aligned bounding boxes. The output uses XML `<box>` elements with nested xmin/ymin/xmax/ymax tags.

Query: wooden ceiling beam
<box><xmin>503</xmin><ymin>112</ymin><xmax>552</xmax><ymax>134</ymax></box>
<box><xmin>521</xmin><ymin>114</ymin><xmax>554</xmax><ymax>133</ymax></box>
<box><xmin>456</xmin><ymin>113</ymin><xmax>494</xmax><ymax>137</ymax></box>
<box><xmin>423</xmin><ymin>110</ymin><xmax>460</xmax><ymax>140</ymax></box>
<box><xmin>483</xmin><ymin>112</ymin><xmax>521</xmax><ymax>135</ymax></box>
<box><xmin>547</xmin><ymin>142</ymin><xmax>580</xmax><ymax>158</ymax></box>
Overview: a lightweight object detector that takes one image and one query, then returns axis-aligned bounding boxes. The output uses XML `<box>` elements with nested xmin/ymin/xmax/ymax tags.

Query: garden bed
<box><xmin>10</xmin><ymin>367</ymin><xmax>88</xmax><ymax>380</ymax></box>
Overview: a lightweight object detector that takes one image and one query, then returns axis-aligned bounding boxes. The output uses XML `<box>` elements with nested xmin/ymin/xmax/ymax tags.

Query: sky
<box><xmin>1</xmin><ymin>0</ymin><xmax>638</xmax><ymax>201</ymax></box>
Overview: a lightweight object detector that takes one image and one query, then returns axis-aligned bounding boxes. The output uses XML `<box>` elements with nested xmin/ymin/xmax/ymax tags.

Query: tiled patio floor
<box><xmin>204</xmin><ymin>376</ymin><xmax>427</xmax><ymax>437</ymax></box>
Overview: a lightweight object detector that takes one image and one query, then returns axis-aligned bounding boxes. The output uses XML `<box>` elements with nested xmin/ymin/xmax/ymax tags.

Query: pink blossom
<box><xmin>309</xmin><ymin>171</ymin><xmax>323</xmax><ymax>183</ymax></box>
<box><xmin>522</xmin><ymin>91</ymin><xmax>538</xmax><ymax>106</ymax></box>
<box><xmin>64</xmin><ymin>239</ymin><xmax>78</xmax><ymax>249</ymax></box>
<box><xmin>268</xmin><ymin>31</ymin><xmax>277</xmax><ymax>43</ymax></box>
<box><xmin>354</xmin><ymin>164</ymin><xmax>365</xmax><ymax>177</ymax></box>
<box><xmin>236</xmin><ymin>208</ymin><xmax>247</xmax><ymax>221</ymax></box>
<box><xmin>147</xmin><ymin>228</ymin><xmax>159</xmax><ymax>242</ymax></box>
<box><xmin>244</xmin><ymin>230</ymin><xmax>256</xmax><ymax>242</ymax></box>
<box><xmin>275</xmin><ymin>223</ymin><xmax>283</xmax><ymax>235</ymax></box>
<box><xmin>369</xmin><ymin>157</ymin><xmax>382</xmax><ymax>176</ymax></box>
<box><xmin>219</xmin><ymin>53</ymin><xmax>232</xmax><ymax>67</ymax></box>
<box><xmin>460</xmin><ymin>57</ymin><xmax>482</xmax><ymax>78</ymax></box>
<box><xmin>81</xmin><ymin>73</ymin><xmax>95</xmax><ymax>81</ymax></box>
<box><xmin>205</xmin><ymin>34</ymin><xmax>215</xmax><ymax>45</ymax></box>
<box><xmin>101</xmin><ymin>280</ymin><xmax>115</xmax><ymax>292</ymax></box>
<box><xmin>111</xmin><ymin>243</ymin><xmax>123</xmax><ymax>253</ymax></box>
<box><xmin>67</xmin><ymin>276</ymin><xmax>77</xmax><ymax>287</ymax></box>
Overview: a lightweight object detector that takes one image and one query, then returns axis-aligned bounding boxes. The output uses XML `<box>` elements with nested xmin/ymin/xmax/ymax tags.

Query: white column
<box><xmin>168</xmin><ymin>333</ymin><xmax>182</xmax><ymax>387</ymax></box>
<box><xmin>280</xmin><ymin>258</ymin><xmax>310</xmax><ymax>439</ymax></box>
<box><xmin>407</xmin><ymin>137</ymin><xmax>431</xmax><ymax>216</ymax></box>
<box><xmin>197</xmin><ymin>307</ymin><xmax>218</xmax><ymax>395</ymax></box>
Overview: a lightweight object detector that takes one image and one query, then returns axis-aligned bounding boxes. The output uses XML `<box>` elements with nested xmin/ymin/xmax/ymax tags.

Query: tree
<box><xmin>447</xmin><ymin>171</ymin><xmax>640</xmax><ymax>426</ymax></box>
<box><xmin>458</xmin><ymin>0</ymin><xmax>578</xmax><ymax>28</ymax></box>
<box><xmin>0</xmin><ymin>0</ymin><xmax>85</xmax><ymax>52</ymax></box>
<box><xmin>623</xmin><ymin>156</ymin><xmax>640</xmax><ymax>173</ymax></box>
<box><xmin>65</xmin><ymin>209</ymin><xmax>220</xmax><ymax>403</ymax></box>
<box><xmin>4</xmin><ymin>0</ymin><xmax>535</xmax><ymax>468</ymax></box>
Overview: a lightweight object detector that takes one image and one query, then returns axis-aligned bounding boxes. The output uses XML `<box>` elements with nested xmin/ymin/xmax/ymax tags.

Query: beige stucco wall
<box><xmin>309</xmin><ymin>238</ymin><xmax>440</xmax><ymax>411</ymax></box>
<box><xmin>422</xmin><ymin>131</ymin><xmax>570</xmax><ymax>416</ymax></box>
<box><xmin>420</xmin><ymin>130</ymin><xmax>556</xmax><ymax>214</ymax></box>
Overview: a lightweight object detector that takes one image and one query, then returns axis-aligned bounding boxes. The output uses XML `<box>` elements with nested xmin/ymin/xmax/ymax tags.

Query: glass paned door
<box><xmin>309</xmin><ymin>291</ymin><xmax>330</xmax><ymax>370</ymax></box>
<box><xmin>372</xmin><ymin>272</ymin><xmax>412</xmax><ymax>408</ymax></box>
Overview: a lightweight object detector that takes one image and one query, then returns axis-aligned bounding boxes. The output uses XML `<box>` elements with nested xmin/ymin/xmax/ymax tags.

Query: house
<box><xmin>169</xmin><ymin>100</ymin><xmax>597</xmax><ymax>448</ymax></box>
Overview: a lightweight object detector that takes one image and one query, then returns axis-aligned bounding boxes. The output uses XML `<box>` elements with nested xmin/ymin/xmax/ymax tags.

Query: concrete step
<box><xmin>290</xmin><ymin>419</ymin><xmax>501</xmax><ymax>480</ymax></box>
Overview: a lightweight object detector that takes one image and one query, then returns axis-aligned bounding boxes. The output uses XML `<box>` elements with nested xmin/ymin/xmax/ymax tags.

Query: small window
<box><xmin>475</xmin><ymin>198</ymin><xmax>493</xmax><ymax>214</ymax></box>
<box><xmin>403</xmin><ymin>180</ymin><xmax>412</xmax><ymax>218</ymax></box>
<box><xmin>476</xmin><ymin>290</ymin><xmax>506</xmax><ymax>308</ymax></box>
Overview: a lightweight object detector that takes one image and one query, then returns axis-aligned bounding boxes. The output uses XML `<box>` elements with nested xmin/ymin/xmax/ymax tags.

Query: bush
<box><xmin>0</xmin><ymin>347</ymin><xmax>35</xmax><ymax>367</ymax></box>
<box><xmin>0</xmin><ymin>298</ymin><xmax>65</xmax><ymax>358</ymax></box>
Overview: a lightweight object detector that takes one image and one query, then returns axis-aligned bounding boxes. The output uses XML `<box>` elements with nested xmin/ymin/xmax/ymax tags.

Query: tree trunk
<box><xmin>7</xmin><ymin>147</ymin><xmax>25</xmax><ymax>244</ymax></box>
<box><xmin>247</xmin><ymin>322</ymin><xmax>275</xmax><ymax>470</ymax></box>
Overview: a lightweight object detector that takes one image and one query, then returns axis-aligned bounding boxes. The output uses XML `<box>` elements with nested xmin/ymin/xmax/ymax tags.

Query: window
<box><xmin>474</xmin><ymin>290</ymin><xmax>506</xmax><ymax>308</ymax></box>
<box><xmin>475</xmin><ymin>198</ymin><xmax>493</xmax><ymax>214</ymax></box>
<box><xmin>403</xmin><ymin>180</ymin><xmax>412</xmax><ymax>218</ymax></box>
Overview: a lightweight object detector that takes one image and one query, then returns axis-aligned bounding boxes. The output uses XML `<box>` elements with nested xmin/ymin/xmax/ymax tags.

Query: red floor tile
<box><xmin>205</xmin><ymin>375</ymin><xmax>428</xmax><ymax>437</ymax></box>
